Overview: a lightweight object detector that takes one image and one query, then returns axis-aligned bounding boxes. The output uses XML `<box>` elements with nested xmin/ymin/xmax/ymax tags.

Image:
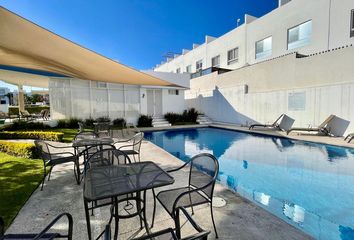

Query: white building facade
<box><xmin>49</xmin><ymin>72</ymin><xmax>189</xmax><ymax>124</ymax></box>
<box><xmin>154</xmin><ymin>0</ymin><xmax>354</xmax><ymax>73</ymax></box>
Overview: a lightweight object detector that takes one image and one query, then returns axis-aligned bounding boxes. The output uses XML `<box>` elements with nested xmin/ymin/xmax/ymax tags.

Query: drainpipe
<box><xmin>244</xmin><ymin>19</ymin><xmax>248</xmax><ymax>66</ymax></box>
<box><xmin>327</xmin><ymin>0</ymin><xmax>332</xmax><ymax>50</ymax></box>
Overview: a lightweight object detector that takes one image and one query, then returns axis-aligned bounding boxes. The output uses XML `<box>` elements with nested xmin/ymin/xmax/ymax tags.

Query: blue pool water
<box><xmin>145</xmin><ymin>127</ymin><xmax>354</xmax><ymax>240</ymax></box>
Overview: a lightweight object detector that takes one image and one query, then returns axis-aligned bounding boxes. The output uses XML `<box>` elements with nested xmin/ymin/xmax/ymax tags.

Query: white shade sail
<box><xmin>0</xmin><ymin>7</ymin><xmax>176</xmax><ymax>87</ymax></box>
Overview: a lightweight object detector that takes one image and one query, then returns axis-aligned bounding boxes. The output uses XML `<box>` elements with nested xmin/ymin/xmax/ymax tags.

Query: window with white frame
<box><xmin>97</xmin><ymin>82</ymin><xmax>107</xmax><ymax>88</ymax></box>
<box><xmin>211</xmin><ymin>55</ymin><xmax>220</xmax><ymax>67</ymax></box>
<box><xmin>227</xmin><ymin>48</ymin><xmax>238</xmax><ymax>65</ymax></box>
<box><xmin>168</xmin><ymin>89</ymin><xmax>179</xmax><ymax>95</ymax></box>
<box><xmin>255</xmin><ymin>37</ymin><xmax>272</xmax><ymax>59</ymax></box>
<box><xmin>176</xmin><ymin>68</ymin><xmax>181</xmax><ymax>74</ymax></box>
<box><xmin>185</xmin><ymin>65</ymin><xmax>192</xmax><ymax>73</ymax></box>
<box><xmin>351</xmin><ymin>10</ymin><xmax>354</xmax><ymax>37</ymax></box>
<box><xmin>287</xmin><ymin>20</ymin><xmax>312</xmax><ymax>50</ymax></box>
<box><xmin>196</xmin><ymin>60</ymin><xmax>203</xmax><ymax>71</ymax></box>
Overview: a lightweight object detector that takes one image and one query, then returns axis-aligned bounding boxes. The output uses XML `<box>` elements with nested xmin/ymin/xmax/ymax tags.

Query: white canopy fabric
<box><xmin>0</xmin><ymin>7</ymin><xmax>175</xmax><ymax>87</ymax></box>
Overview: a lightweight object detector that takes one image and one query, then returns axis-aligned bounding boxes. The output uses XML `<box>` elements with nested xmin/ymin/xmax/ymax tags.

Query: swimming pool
<box><xmin>145</xmin><ymin>127</ymin><xmax>354</xmax><ymax>240</ymax></box>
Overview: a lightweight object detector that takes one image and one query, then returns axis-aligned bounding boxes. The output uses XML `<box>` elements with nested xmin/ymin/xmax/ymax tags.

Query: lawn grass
<box><xmin>51</xmin><ymin>128</ymin><xmax>78</xmax><ymax>143</ymax></box>
<box><xmin>0</xmin><ymin>152</ymin><xmax>42</xmax><ymax>229</ymax></box>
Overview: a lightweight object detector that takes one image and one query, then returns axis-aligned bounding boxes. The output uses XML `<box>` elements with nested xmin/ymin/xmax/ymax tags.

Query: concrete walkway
<box><xmin>6</xmin><ymin>140</ymin><xmax>313</xmax><ymax>240</ymax></box>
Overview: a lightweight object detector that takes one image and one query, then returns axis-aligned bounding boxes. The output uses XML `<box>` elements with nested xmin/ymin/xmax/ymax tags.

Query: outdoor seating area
<box><xmin>1</xmin><ymin>2</ymin><xmax>354</xmax><ymax>239</ymax></box>
<box><xmin>2</xmin><ymin>129</ymin><xmax>312</xmax><ymax>240</ymax></box>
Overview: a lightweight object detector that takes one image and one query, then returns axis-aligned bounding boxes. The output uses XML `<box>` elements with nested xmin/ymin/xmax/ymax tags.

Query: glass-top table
<box><xmin>83</xmin><ymin>161</ymin><xmax>174</xmax><ymax>240</ymax></box>
<box><xmin>72</xmin><ymin>137</ymin><xmax>114</xmax><ymax>148</ymax></box>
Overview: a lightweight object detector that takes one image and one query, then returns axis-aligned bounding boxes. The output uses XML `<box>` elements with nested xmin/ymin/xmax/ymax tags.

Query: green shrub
<box><xmin>0</xmin><ymin>141</ymin><xmax>39</xmax><ymax>158</ymax></box>
<box><xmin>3</xmin><ymin>121</ymin><xmax>50</xmax><ymax>131</ymax></box>
<box><xmin>96</xmin><ymin>116</ymin><xmax>111</xmax><ymax>123</ymax></box>
<box><xmin>57</xmin><ymin>118</ymin><xmax>80</xmax><ymax>128</ymax></box>
<box><xmin>112</xmin><ymin>118</ymin><xmax>126</xmax><ymax>128</ymax></box>
<box><xmin>0</xmin><ymin>131</ymin><xmax>63</xmax><ymax>141</ymax></box>
<box><xmin>8</xmin><ymin>106</ymin><xmax>49</xmax><ymax>115</ymax></box>
<box><xmin>164</xmin><ymin>113</ymin><xmax>183</xmax><ymax>125</ymax></box>
<box><xmin>164</xmin><ymin>108</ymin><xmax>199</xmax><ymax>125</ymax></box>
<box><xmin>84</xmin><ymin>118</ymin><xmax>95</xmax><ymax>129</ymax></box>
<box><xmin>183</xmin><ymin>108</ymin><xmax>199</xmax><ymax>122</ymax></box>
<box><xmin>137</xmin><ymin>115</ymin><xmax>152</xmax><ymax>127</ymax></box>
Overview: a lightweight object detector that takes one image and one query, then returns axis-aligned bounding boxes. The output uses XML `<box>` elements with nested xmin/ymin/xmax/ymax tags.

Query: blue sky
<box><xmin>0</xmin><ymin>0</ymin><xmax>277</xmax><ymax>91</ymax></box>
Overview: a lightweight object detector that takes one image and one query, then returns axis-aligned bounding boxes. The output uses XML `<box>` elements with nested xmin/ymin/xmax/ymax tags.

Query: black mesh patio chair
<box><xmin>34</xmin><ymin>140</ymin><xmax>78</xmax><ymax>190</ymax></box>
<box><xmin>84</xmin><ymin>148</ymin><xmax>131</xmax><ymax>173</ymax></box>
<box><xmin>115</xmin><ymin>132</ymin><xmax>144</xmax><ymax>162</ymax></box>
<box><xmin>73</xmin><ymin>131</ymin><xmax>98</xmax><ymax>156</ymax></box>
<box><xmin>74</xmin><ymin>131</ymin><xmax>98</xmax><ymax>141</ymax></box>
<box><xmin>152</xmin><ymin>153</ymin><xmax>219</xmax><ymax>238</ymax></box>
<box><xmin>103</xmin><ymin>207</ymin><xmax>210</xmax><ymax>240</ymax></box>
<box><xmin>0</xmin><ymin>213</ymin><xmax>73</xmax><ymax>240</ymax></box>
<box><xmin>94</xmin><ymin>122</ymin><xmax>111</xmax><ymax>137</ymax></box>
<box><xmin>81</xmin><ymin>144</ymin><xmax>116</xmax><ymax>168</ymax></box>
<box><xmin>78</xmin><ymin>121</ymin><xmax>91</xmax><ymax>133</ymax></box>
<box><xmin>122</xmin><ymin>124</ymin><xmax>140</xmax><ymax>138</ymax></box>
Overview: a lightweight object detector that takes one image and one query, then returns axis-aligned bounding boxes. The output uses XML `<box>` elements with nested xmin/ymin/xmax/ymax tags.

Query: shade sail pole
<box><xmin>18</xmin><ymin>85</ymin><xmax>25</xmax><ymax>113</ymax></box>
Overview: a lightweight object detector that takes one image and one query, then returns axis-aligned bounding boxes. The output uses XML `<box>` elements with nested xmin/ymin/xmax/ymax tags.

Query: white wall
<box><xmin>154</xmin><ymin>0</ymin><xmax>354</xmax><ymax>73</ymax></box>
<box><xmin>49</xmin><ymin>78</ymin><xmax>186</xmax><ymax>122</ymax></box>
<box><xmin>329</xmin><ymin>0</ymin><xmax>354</xmax><ymax>48</ymax></box>
<box><xmin>162</xmin><ymin>88</ymin><xmax>185</xmax><ymax>114</ymax></box>
<box><xmin>185</xmin><ymin>46</ymin><xmax>354</xmax><ymax>136</ymax></box>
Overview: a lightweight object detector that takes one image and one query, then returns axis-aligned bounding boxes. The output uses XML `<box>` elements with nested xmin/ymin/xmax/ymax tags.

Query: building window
<box><xmin>196</xmin><ymin>60</ymin><xmax>203</xmax><ymax>71</ymax></box>
<box><xmin>97</xmin><ymin>82</ymin><xmax>107</xmax><ymax>88</ymax></box>
<box><xmin>287</xmin><ymin>20</ymin><xmax>312</xmax><ymax>50</ymax></box>
<box><xmin>176</xmin><ymin>68</ymin><xmax>181</xmax><ymax>74</ymax></box>
<box><xmin>227</xmin><ymin>48</ymin><xmax>238</xmax><ymax>65</ymax></box>
<box><xmin>168</xmin><ymin>89</ymin><xmax>179</xmax><ymax>95</ymax></box>
<box><xmin>185</xmin><ymin>65</ymin><xmax>192</xmax><ymax>73</ymax></box>
<box><xmin>351</xmin><ymin>10</ymin><xmax>354</xmax><ymax>37</ymax></box>
<box><xmin>255</xmin><ymin>36</ymin><xmax>272</xmax><ymax>59</ymax></box>
<box><xmin>211</xmin><ymin>55</ymin><xmax>220</xmax><ymax>67</ymax></box>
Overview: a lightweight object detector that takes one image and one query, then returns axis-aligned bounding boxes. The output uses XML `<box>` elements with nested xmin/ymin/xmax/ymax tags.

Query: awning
<box><xmin>0</xmin><ymin>7</ymin><xmax>175</xmax><ymax>87</ymax></box>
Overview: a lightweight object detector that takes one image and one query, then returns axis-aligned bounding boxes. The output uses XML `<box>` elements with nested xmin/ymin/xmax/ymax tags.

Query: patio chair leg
<box><xmin>47</xmin><ymin>166</ymin><xmax>54</xmax><ymax>181</ymax></box>
<box><xmin>138</xmin><ymin>154</ymin><xmax>140</xmax><ymax>162</ymax></box>
<box><xmin>133</xmin><ymin>155</ymin><xmax>137</xmax><ymax>163</ymax></box>
<box><xmin>151</xmin><ymin>188</ymin><xmax>156</xmax><ymax>228</ymax></box>
<box><xmin>210</xmin><ymin>203</ymin><xmax>218</xmax><ymax>238</ymax></box>
<box><xmin>41</xmin><ymin>168</ymin><xmax>46</xmax><ymax>191</ymax></box>
<box><xmin>188</xmin><ymin>193</ymin><xmax>194</xmax><ymax>215</ymax></box>
<box><xmin>137</xmin><ymin>192</ymin><xmax>143</xmax><ymax>229</ymax></box>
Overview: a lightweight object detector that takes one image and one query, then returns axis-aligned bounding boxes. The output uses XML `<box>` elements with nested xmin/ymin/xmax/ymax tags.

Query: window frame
<box><xmin>211</xmin><ymin>55</ymin><xmax>220</xmax><ymax>67</ymax></box>
<box><xmin>185</xmin><ymin>65</ymin><xmax>192</xmax><ymax>73</ymax></box>
<box><xmin>168</xmin><ymin>89</ymin><xmax>179</xmax><ymax>95</ymax></box>
<box><xmin>196</xmin><ymin>60</ymin><xmax>203</xmax><ymax>71</ymax></box>
<box><xmin>287</xmin><ymin>20</ymin><xmax>312</xmax><ymax>50</ymax></box>
<box><xmin>351</xmin><ymin>9</ymin><xmax>354</xmax><ymax>37</ymax></box>
<box><xmin>255</xmin><ymin>36</ymin><xmax>272</xmax><ymax>60</ymax></box>
<box><xmin>227</xmin><ymin>47</ymin><xmax>239</xmax><ymax>65</ymax></box>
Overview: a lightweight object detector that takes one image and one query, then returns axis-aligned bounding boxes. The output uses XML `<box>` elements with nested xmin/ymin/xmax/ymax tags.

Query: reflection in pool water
<box><xmin>145</xmin><ymin>127</ymin><xmax>354</xmax><ymax>240</ymax></box>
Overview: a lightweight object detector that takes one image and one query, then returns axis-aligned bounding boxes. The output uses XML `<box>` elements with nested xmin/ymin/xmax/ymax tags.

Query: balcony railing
<box><xmin>190</xmin><ymin>67</ymin><xmax>232</xmax><ymax>79</ymax></box>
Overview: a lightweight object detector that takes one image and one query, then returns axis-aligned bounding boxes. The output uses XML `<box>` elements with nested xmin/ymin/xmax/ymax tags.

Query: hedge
<box><xmin>164</xmin><ymin>108</ymin><xmax>199</xmax><ymax>125</ymax></box>
<box><xmin>0</xmin><ymin>131</ymin><xmax>63</xmax><ymax>141</ymax></box>
<box><xmin>137</xmin><ymin>115</ymin><xmax>152</xmax><ymax>127</ymax></box>
<box><xmin>0</xmin><ymin>141</ymin><xmax>38</xmax><ymax>158</ymax></box>
<box><xmin>8</xmin><ymin>106</ymin><xmax>50</xmax><ymax>115</ymax></box>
